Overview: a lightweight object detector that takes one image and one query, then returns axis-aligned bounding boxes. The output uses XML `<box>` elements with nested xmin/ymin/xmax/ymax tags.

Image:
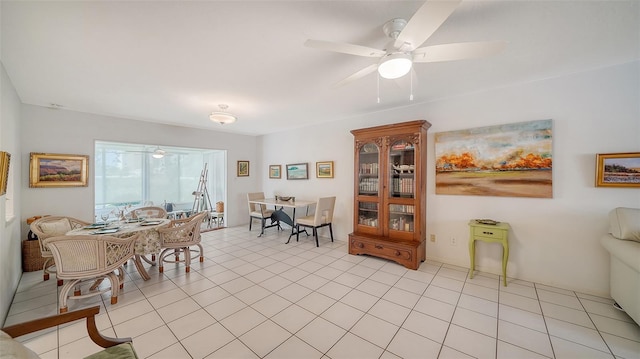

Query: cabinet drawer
<box><xmin>472</xmin><ymin>226</ymin><xmax>504</xmax><ymax>240</ymax></box>
<box><xmin>350</xmin><ymin>239</ymin><xmax>412</xmax><ymax>261</ymax></box>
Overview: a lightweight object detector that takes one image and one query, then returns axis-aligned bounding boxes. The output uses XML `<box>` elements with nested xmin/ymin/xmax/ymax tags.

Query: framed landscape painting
<box><xmin>286</xmin><ymin>163</ymin><xmax>308</xmax><ymax>180</ymax></box>
<box><xmin>316</xmin><ymin>161</ymin><xmax>334</xmax><ymax>178</ymax></box>
<box><xmin>237</xmin><ymin>160</ymin><xmax>249</xmax><ymax>177</ymax></box>
<box><xmin>269</xmin><ymin>165</ymin><xmax>281</xmax><ymax>179</ymax></box>
<box><xmin>29</xmin><ymin>152</ymin><xmax>89</xmax><ymax>188</ymax></box>
<box><xmin>0</xmin><ymin>151</ymin><xmax>10</xmax><ymax>195</ymax></box>
<box><xmin>596</xmin><ymin>152</ymin><xmax>640</xmax><ymax>187</ymax></box>
<box><xmin>435</xmin><ymin>119</ymin><xmax>553</xmax><ymax>198</ymax></box>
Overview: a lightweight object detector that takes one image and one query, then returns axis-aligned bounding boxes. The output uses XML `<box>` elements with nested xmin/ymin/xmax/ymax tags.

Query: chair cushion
<box><xmin>296</xmin><ymin>215</ymin><xmax>316</xmax><ymax>226</ymax></box>
<box><xmin>297</xmin><ymin>215</ymin><xmax>329</xmax><ymax>227</ymax></box>
<box><xmin>250</xmin><ymin>210</ymin><xmax>273</xmax><ymax>218</ymax></box>
<box><xmin>83</xmin><ymin>342</ymin><xmax>139</xmax><ymax>359</ymax></box>
<box><xmin>0</xmin><ymin>330</ymin><xmax>40</xmax><ymax>359</ymax></box>
<box><xmin>609</xmin><ymin>207</ymin><xmax>640</xmax><ymax>242</ymax></box>
<box><xmin>39</xmin><ymin>219</ymin><xmax>72</xmax><ymax>236</ymax></box>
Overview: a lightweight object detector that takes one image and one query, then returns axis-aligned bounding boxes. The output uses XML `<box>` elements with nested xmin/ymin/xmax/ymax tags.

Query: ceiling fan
<box><xmin>126</xmin><ymin>146</ymin><xmax>181</xmax><ymax>158</ymax></box>
<box><xmin>304</xmin><ymin>0</ymin><xmax>506</xmax><ymax>87</ymax></box>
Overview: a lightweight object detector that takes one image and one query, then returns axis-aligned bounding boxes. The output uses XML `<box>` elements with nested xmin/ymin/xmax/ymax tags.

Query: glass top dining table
<box><xmin>66</xmin><ymin>218</ymin><xmax>171</xmax><ymax>280</ymax></box>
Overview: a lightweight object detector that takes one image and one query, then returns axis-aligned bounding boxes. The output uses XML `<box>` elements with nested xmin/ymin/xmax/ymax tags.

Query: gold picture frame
<box><xmin>316</xmin><ymin>161</ymin><xmax>334</xmax><ymax>178</ymax></box>
<box><xmin>29</xmin><ymin>152</ymin><xmax>89</xmax><ymax>188</ymax></box>
<box><xmin>595</xmin><ymin>152</ymin><xmax>640</xmax><ymax>187</ymax></box>
<box><xmin>237</xmin><ymin>160</ymin><xmax>249</xmax><ymax>177</ymax></box>
<box><xmin>269</xmin><ymin>165</ymin><xmax>281</xmax><ymax>179</ymax></box>
<box><xmin>0</xmin><ymin>151</ymin><xmax>10</xmax><ymax>195</ymax></box>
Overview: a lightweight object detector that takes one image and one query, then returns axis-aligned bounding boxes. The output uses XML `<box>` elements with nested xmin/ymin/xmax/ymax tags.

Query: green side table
<box><xmin>468</xmin><ymin>220</ymin><xmax>510</xmax><ymax>286</ymax></box>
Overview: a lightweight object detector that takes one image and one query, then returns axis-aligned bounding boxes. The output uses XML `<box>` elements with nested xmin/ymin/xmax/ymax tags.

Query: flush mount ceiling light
<box><xmin>378</xmin><ymin>52</ymin><xmax>412</xmax><ymax>79</ymax></box>
<box><xmin>209</xmin><ymin>104</ymin><xmax>237</xmax><ymax>125</ymax></box>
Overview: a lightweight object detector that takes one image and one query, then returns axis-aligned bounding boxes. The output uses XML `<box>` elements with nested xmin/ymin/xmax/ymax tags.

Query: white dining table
<box><xmin>66</xmin><ymin>218</ymin><xmax>171</xmax><ymax>280</ymax></box>
<box><xmin>248</xmin><ymin>198</ymin><xmax>316</xmax><ymax>241</ymax></box>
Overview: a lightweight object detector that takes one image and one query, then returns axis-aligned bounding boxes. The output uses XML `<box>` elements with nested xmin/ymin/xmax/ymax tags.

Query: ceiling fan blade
<box><xmin>332</xmin><ymin>64</ymin><xmax>378</xmax><ymax>88</ymax></box>
<box><xmin>394</xmin><ymin>0</ymin><xmax>462</xmax><ymax>51</ymax></box>
<box><xmin>305</xmin><ymin>39</ymin><xmax>386</xmax><ymax>58</ymax></box>
<box><xmin>413</xmin><ymin>41</ymin><xmax>507</xmax><ymax>63</ymax></box>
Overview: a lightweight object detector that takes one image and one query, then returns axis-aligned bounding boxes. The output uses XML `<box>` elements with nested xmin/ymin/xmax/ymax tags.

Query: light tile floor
<box><xmin>5</xmin><ymin>226</ymin><xmax>640</xmax><ymax>359</ymax></box>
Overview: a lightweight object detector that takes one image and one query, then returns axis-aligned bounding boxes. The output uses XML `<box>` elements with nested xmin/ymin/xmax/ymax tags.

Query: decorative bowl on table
<box><xmin>277</xmin><ymin>196</ymin><xmax>292</xmax><ymax>201</ymax></box>
<box><xmin>475</xmin><ymin>219</ymin><xmax>499</xmax><ymax>225</ymax></box>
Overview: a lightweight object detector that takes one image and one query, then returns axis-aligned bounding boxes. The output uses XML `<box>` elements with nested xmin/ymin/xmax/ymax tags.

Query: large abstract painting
<box><xmin>435</xmin><ymin>119</ymin><xmax>553</xmax><ymax>198</ymax></box>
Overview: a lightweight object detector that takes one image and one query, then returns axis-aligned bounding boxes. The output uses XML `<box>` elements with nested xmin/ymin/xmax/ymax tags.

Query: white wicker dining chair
<box><xmin>132</xmin><ymin>206</ymin><xmax>167</xmax><ymax>219</ymax></box>
<box><xmin>30</xmin><ymin>216</ymin><xmax>90</xmax><ymax>285</ymax></box>
<box><xmin>43</xmin><ymin>233</ymin><xmax>139</xmax><ymax>313</ymax></box>
<box><xmin>157</xmin><ymin>211</ymin><xmax>208</xmax><ymax>273</ymax></box>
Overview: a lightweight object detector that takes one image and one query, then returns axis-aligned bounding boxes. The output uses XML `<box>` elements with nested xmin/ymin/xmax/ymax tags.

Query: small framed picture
<box><xmin>269</xmin><ymin>165</ymin><xmax>281</xmax><ymax>179</ymax></box>
<box><xmin>286</xmin><ymin>163</ymin><xmax>308</xmax><ymax>180</ymax></box>
<box><xmin>595</xmin><ymin>152</ymin><xmax>640</xmax><ymax>187</ymax></box>
<box><xmin>316</xmin><ymin>161</ymin><xmax>334</xmax><ymax>178</ymax></box>
<box><xmin>0</xmin><ymin>151</ymin><xmax>10</xmax><ymax>195</ymax></box>
<box><xmin>29</xmin><ymin>152</ymin><xmax>89</xmax><ymax>188</ymax></box>
<box><xmin>237</xmin><ymin>160</ymin><xmax>249</xmax><ymax>177</ymax></box>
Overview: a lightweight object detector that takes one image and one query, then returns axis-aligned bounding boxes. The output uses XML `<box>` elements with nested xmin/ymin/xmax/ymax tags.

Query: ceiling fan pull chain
<box><xmin>377</xmin><ymin>73</ymin><xmax>381</xmax><ymax>104</ymax></box>
<box><xmin>410</xmin><ymin>73</ymin><xmax>414</xmax><ymax>101</ymax></box>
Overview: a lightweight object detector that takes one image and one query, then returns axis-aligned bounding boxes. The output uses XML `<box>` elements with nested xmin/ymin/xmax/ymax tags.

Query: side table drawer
<box><xmin>472</xmin><ymin>226</ymin><xmax>503</xmax><ymax>239</ymax></box>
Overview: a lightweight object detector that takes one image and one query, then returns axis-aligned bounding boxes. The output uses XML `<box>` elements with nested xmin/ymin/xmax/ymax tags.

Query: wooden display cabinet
<box><xmin>349</xmin><ymin>120</ymin><xmax>431</xmax><ymax>269</ymax></box>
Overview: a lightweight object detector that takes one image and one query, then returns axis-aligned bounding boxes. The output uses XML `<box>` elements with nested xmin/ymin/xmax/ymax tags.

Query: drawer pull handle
<box><xmin>483</xmin><ymin>231</ymin><xmax>494</xmax><ymax>235</ymax></box>
<box><xmin>357</xmin><ymin>243</ymin><xmax>364</xmax><ymax>248</ymax></box>
<box><xmin>375</xmin><ymin>245</ymin><xmax>383</xmax><ymax>249</ymax></box>
<box><xmin>395</xmin><ymin>250</ymin><xmax>401</xmax><ymax>256</ymax></box>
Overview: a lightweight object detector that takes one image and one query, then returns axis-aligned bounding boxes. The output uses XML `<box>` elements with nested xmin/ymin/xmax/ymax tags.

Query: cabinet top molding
<box><xmin>351</xmin><ymin>120</ymin><xmax>431</xmax><ymax>136</ymax></box>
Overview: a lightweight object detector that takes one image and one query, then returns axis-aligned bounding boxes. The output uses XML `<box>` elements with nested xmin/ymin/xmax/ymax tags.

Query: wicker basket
<box><xmin>22</xmin><ymin>239</ymin><xmax>46</xmax><ymax>272</ymax></box>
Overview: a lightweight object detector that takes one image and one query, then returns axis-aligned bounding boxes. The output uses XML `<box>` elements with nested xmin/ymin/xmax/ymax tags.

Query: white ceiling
<box><xmin>2</xmin><ymin>1</ymin><xmax>638</xmax><ymax>136</ymax></box>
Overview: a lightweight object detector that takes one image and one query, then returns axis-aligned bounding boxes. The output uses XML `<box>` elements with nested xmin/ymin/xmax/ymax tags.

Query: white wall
<box><xmin>1</xmin><ymin>62</ymin><xmax>23</xmax><ymax>325</ymax></box>
<box><xmin>20</xmin><ymin>106</ymin><xmax>260</xmax><ymax>236</ymax></box>
<box><xmin>261</xmin><ymin>61</ymin><xmax>640</xmax><ymax>296</ymax></box>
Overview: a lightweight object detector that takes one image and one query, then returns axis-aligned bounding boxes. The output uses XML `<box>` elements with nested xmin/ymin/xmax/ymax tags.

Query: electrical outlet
<box><xmin>430</xmin><ymin>234</ymin><xmax>436</xmax><ymax>242</ymax></box>
<box><xmin>450</xmin><ymin>237</ymin><xmax>457</xmax><ymax>246</ymax></box>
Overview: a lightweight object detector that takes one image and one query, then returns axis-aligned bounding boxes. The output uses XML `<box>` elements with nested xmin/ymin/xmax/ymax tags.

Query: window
<box><xmin>94</xmin><ymin>141</ymin><xmax>225</xmax><ymax>219</ymax></box>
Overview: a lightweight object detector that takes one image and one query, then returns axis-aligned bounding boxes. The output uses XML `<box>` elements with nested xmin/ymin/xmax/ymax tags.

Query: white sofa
<box><xmin>600</xmin><ymin>207</ymin><xmax>640</xmax><ymax>326</ymax></box>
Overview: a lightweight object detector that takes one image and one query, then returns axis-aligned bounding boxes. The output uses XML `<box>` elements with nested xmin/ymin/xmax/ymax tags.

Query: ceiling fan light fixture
<box><xmin>209</xmin><ymin>104</ymin><xmax>237</xmax><ymax>125</ymax></box>
<box><xmin>152</xmin><ymin>148</ymin><xmax>165</xmax><ymax>159</ymax></box>
<box><xmin>378</xmin><ymin>52</ymin><xmax>412</xmax><ymax>79</ymax></box>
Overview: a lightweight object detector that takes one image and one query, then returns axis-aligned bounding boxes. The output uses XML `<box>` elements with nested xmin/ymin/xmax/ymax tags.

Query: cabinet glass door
<box><xmin>358</xmin><ymin>143</ymin><xmax>379</xmax><ymax>196</ymax></box>
<box><xmin>389</xmin><ymin>204</ymin><xmax>415</xmax><ymax>232</ymax></box>
<box><xmin>358</xmin><ymin>202</ymin><xmax>379</xmax><ymax>228</ymax></box>
<box><xmin>389</xmin><ymin>140</ymin><xmax>415</xmax><ymax>198</ymax></box>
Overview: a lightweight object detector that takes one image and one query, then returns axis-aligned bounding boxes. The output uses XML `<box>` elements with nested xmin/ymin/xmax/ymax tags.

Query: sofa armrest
<box><xmin>601</xmin><ymin>234</ymin><xmax>640</xmax><ymax>273</ymax></box>
<box><xmin>609</xmin><ymin>207</ymin><xmax>640</xmax><ymax>242</ymax></box>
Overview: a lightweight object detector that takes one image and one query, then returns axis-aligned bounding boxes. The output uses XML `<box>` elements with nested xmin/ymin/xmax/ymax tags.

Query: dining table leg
<box><xmin>285</xmin><ymin>207</ymin><xmax>309</xmax><ymax>243</ymax></box>
<box><xmin>140</xmin><ymin>255</ymin><xmax>156</xmax><ymax>265</ymax></box>
<box><xmin>134</xmin><ymin>255</ymin><xmax>151</xmax><ymax>281</ymax></box>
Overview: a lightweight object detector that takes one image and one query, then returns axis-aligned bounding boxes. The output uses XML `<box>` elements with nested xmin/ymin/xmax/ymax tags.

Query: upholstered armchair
<box><xmin>43</xmin><ymin>233</ymin><xmax>139</xmax><ymax>313</ymax></box>
<box><xmin>296</xmin><ymin>196</ymin><xmax>336</xmax><ymax>247</ymax></box>
<box><xmin>601</xmin><ymin>207</ymin><xmax>640</xmax><ymax>325</ymax></box>
<box><xmin>157</xmin><ymin>211</ymin><xmax>208</xmax><ymax>273</ymax></box>
<box><xmin>30</xmin><ymin>216</ymin><xmax>90</xmax><ymax>285</ymax></box>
